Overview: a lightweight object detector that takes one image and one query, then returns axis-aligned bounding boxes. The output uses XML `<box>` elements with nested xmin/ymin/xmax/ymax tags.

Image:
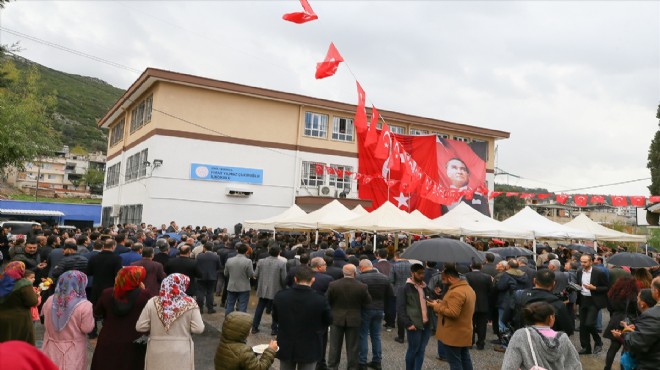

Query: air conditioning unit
<box><xmin>110</xmin><ymin>205</ymin><xmax>121</xmax><ymax>217</ymax></box>
<box><xmin>225</xmin><ymin>187</ymin><xmax>253</xmax><ymax>197</ymax></box>
<box><xmin>318</xmin><ymin>185</ymin><xmax>335</xmax><ymax>197</ymax></box>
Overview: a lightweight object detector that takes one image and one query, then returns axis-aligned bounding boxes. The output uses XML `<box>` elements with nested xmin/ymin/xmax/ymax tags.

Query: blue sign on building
<box><xmin>190</xmin><ymin>163</ymin><xmax>263</xmax><ymax>185</ymax></box>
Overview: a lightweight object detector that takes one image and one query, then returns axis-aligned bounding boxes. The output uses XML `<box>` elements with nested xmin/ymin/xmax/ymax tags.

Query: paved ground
<box><xmin>36</xmin><ymin>291</ymin><xmax>619</xmax><ymax>370</ymax></box>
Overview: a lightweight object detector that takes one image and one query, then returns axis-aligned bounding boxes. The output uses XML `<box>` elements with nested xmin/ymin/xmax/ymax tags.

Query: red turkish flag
<box><xmin>314</xmin><ymin>164</ymin><xmax>324</xmax><ymax>175</ymax></box>
<box><xmin>520</xmin><ymin>193</ymin><xmax>534</xmax><ymax>199</ymax></box>
<box><xmin>489</xmin><ymin>191</ymin><xmax>503</xmax><ymax>199</ymax></box>
<box><xmin>282</xmin><ymin>0</ymin><xmax>318</xmax><ymax>24</ymax></box>
<box><xmin>354</xmin><ymin>82</ymin><xmax>367</xmax><ymax>135</ymax></box>
<box><xmin>388</xmin><ymin>140</ymin><xmax>402</xmax><ymax>172</ymax></box>
<box><xmin>325</xmin><ymin>166</ymin><xmax>336</xmax><ymax>175</ymax></box>
<box><xmin>364</xmin><ymin>106</ymin><xmax>379</xmax><ymax>148</ymax></box>
<box><xmin>611</xmin><ymin>195</ymin><xmax>628</xmax><ymax>207</ymax></box>
<box><xmin>630</xmin><ymin>196</ymin><xmax>647</xmax><ymax>207</ymax></box>
<box><xmin>506</xmin><ymin>192</ymin><xmax>519</xmax><ymax>197</ymax></box>
<box><xmin>386</xmin><ymin>179</ymin><xmax>398</xmax><ymax>188</ymax></box>
<box><xmin>556</xmin><ymin>194</ymin><xmax>569</xmax><ymax>204</ymax></box>
<box><xmin>573</xmin><ymin>195</ymin><xmax>588</xmax><ymax>207</ymax></box>
<box><xmin>650</xmin><ymin>195</ymin><xmax>660</xmax><ymax>203</ymax></box>
<box><xmin>537</xmin><ymin>193</ymin><xmax>552</xmax><ymax>200</ymax></box>
<box><xmin>315</xmin><ymin>43</ymin><xmax>344</xmax><ymax>79</ymax></box>
<box><xmin>373</xmin><ymin>123</ymin><xmax>392</xmax><ymax>160</ymax></box>
<box><xmin>590</xmin><ymin>195</ymin><xmax>605</xmax><ymax>204</ymax></box>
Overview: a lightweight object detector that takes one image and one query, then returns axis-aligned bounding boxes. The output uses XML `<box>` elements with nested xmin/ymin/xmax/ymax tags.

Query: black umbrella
<box><xmin>478</xmin><ymin>250</ymin><xmax>503</xmax><ymax>263</ymax></box>
<box><xmin>607</xmin><ymin>252</ymin><xmax>659</xmax><ymax>268</ymax></box>
<box><xmin>401</xmin><ymin>238</ymin><xmax>482</xmax><ymax>264</ymax></box>
<box><xmin>642</xmin><ymin>245</ymin><xmax>658</xmax><ymax>253</ymax></box>
<box><xmin>488</xmin><ymin>246</ymin><xmax>533</xmax><ymax>258</ymax></box>
<box><xmin>566</xmin><ymin>244</ymin><xmax>596</xmax><ymax>255</ymax></box>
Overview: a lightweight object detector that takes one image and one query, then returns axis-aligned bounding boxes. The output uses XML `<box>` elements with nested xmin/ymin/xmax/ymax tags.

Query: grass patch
<box><xmin>8</xmin><ymin>194</ymin><xmax>101</xmax><ymax>204</ymax></box>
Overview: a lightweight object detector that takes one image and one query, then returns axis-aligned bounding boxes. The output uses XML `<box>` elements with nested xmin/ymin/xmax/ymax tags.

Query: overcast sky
<box><xmin>1</xmin><ymin>1</ymin><xmax>659</xmax><ymax>197</ymax></box>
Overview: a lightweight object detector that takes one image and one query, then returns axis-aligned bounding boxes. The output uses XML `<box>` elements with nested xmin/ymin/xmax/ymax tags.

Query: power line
<box><xmin>554</xmin><ymin>178</ymin><xmax>651</xmax><ymax>193</ymax></box>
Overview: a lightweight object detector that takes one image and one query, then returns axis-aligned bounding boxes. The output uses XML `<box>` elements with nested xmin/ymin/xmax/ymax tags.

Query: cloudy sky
<box><xmin>1</xmin><ymin>1</ymin><xmax>658</xmax><ymax>196</ymax></box>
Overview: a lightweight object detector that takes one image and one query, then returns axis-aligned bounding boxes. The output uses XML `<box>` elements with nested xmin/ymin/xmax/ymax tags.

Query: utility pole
<box><xmin>34</xmin><ymin>162</ymin><xmax>41</xmax><ymax>201</ymax></box>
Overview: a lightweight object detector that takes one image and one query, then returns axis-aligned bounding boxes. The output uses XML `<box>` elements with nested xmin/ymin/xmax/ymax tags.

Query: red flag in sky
<box><xmin>314</xmin><ymin>164</ymin><xmax>324</xmax><ymax>175</ymax></box>
<box><xmin>556</xmin><ymin>194</ymin><xmax>569</xmax><ymax>204</ymax></box>
<box><xmin>388</xmin><ymin>140</ymin><xmax>402</xmax><ymax>172</ymax></box>
<box><xmin>573</xmin><ymin>195</ymin><xmax>588</xmax><ymax>207</ymax></box>
<box><xmin>590</xmin><ymin>195</ymin><xmax>605</xmax><ymax>204</ymax></box>
<box><xmin>537</xmin><ymin>194</ymin><xmax>552</xmax><ymax>200</ymax></box>
<box><xmin>630</xmin><ymin>196</ymin><xmax>647</xmax><ymax>207</ymax></box>
<box><xmin>373</xmin><ymin>123</ymin><xmax>391</xmax><ymax>160</ymax></box>
<box><xmin>489</xmin><ymin>191</ymin><xmax>503</xmax><ymax>199</ymax></box>
<box><xmin>354</xmin><ymin>82</ymin><xmax>367</xmax><ymax>134</ymax></box>
<box><xmin>282</xmin><ymin>0</ymin><xmax>318</xmax><ymax>24</ymax></box>
<box><xmin>520</xmin><ymin>193</ymin><xmax>535</xmax><ymax>199</ymax></box>
<box><xmin>506</xmin><ymin>192</ymin><xmax>519</xmax><ymax>197</ymax></box>
<box><xmin>364</xmin><ymin>106</ymin><xmax>379</xmax><ymax>148</ymax></box>
<box><xmin>611</xmin><ymin>195</ymin><xmax>628</xmax><ymax>207</ymax></box>
<box><xmin>650</xmin><ymin>195</ymin><xmax>660</xmax><ymax>203</ymax></box>
<box><xmin>315</xmin><ymin>43</ymin><xmax>344</xmax><ymax>79</ymax></box>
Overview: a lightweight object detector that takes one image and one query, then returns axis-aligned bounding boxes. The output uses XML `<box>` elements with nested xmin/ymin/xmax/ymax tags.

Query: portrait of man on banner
<box><xmin>437</xmin><ymin>138</ymin><xmax>491</xmax><ymax>216</ymax></box>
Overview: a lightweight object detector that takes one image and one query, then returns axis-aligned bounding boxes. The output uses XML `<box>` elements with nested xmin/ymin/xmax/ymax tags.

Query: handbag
<box><xmin>525</xmin><ymin>328</ymin><xmax>548</xmax><ymax>370</ymax></box>
<box><xmin>620</xmin><ymin>351</ymin><xmax>637</xmax><ymax>370</ymax></box>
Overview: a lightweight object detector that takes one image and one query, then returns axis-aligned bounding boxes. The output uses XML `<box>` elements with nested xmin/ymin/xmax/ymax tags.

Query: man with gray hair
<box><xmin>153</xmin><ymin>238</ymin><xmax>170</xmax><ymax>266</ymax></box>
<box><xmin>516</xmin><ymin>256</ymin><xmax>536</xmax><ymax>283</ymax></box>
<box><xmin>357</xmin><ymin>259</ymin><xmax>392</xmax><ymax>370</ymax></box>
<box><xmin>548</xmin><ymin>259</ymin><xmax>569</xmax><ymax>297</ymax></box>
<box><xmin>326</xmin><ymin>264</ymin><xmax>372</xmax><ymax>370</ymax></box>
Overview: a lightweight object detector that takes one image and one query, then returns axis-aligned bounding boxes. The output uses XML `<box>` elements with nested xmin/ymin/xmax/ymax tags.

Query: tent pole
<box><xmin>315</xmin><ymin>229</ymin><xmax>319</xmax><ymax>245</ymax></box>
<box><xmin>373</xmin><ymin>232</ymin><xmax>377</xmax><ymax>252</ymax></box>
<box><xmin>533</xmin><ymin>239</ymin><xmax>537</xmax><ymax>256</ymax></box>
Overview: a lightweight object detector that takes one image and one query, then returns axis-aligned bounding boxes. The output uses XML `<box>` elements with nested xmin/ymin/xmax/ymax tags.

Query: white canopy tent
<box><xmin>564</xmin><ymin>213</ymin><xmax>647</xmax><ymax>242</ymax></box>
<box><xmin>433</xmin><ymin>202</ymin><xmax>535</xmax><ymax>239</ymax></box>
<box><xmin>331</xmin><ymin>202</ymin><xmax>438</xmax><ymax>233</ymax></box>
<box><xmin>243</xmin><ymin>204</ymin><xmax>307</xmax><ymax>230</ymax></box>
<box><xmin>501</xmin><ymin>206</ymin><xmax>596</xmax><ymax>240</ymax></box>
<box><xmin>274</xmin><ymin>200</ymin><xmax>358</xmax><ymax>231</ymax></box>
<box><xmin>352</xmin><ymin>204</ymin><xmax>369</xmax><ymax>216</ymax></box>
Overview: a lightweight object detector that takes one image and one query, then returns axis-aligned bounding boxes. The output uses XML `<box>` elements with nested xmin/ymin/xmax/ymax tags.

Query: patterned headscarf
<box><xmin>154</xmin><ymin>273</ymin><xmax>197</xmax><ymax>331</ymax></box>
<box><xmin>51</xmin><ymin>271</ymin><xmax>88</xmax><ymax>332</ymax></box>
<box><xmin>0</xmin><ymin>261</ymin><xmax>26</xmax><ymax>298</ymax></box>
<box><xmin>114</xmin><ymin>266</ymin><xmax>146</xmax><ymax>302</ymax></box>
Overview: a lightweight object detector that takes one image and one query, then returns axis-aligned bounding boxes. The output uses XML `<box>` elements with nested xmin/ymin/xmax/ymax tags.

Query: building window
<box><xmin>328</xmin><ymin>164</ymin><xmax>352</xmax><ymax>190</ymax></box>
<box><xmin>101</xmin><ymin>207</ymin><xmax>112</xmax><ymax>227</ymax></box>
<box><xmin>110</xmin><ymin>119</ymin><xmax>125</xmax><ymax>147</ymax></box>
<box><xmin>138</xmin><ymin>149</ymin><xmax>149</xmax><ymax>178</ymax></box>
<box><xmin>301</xmin><ymin>161</ymin><xmax>325</xmax><ymax>187</ymax></box>
<box><xmin>125</xmin><ymin>149</ymin><xmax>148</xmax><ymax>182</ymax></box>
<box><xmin>47</xmin><ymin>174</ymin><xmax>55</xmax><ymax>180</ymax></box>
<box><xmin>119</xmin><ymin>204</ymin><xmax>143</xmax><ymax>225</ymax></box>
<box><xmin>130</xmin><ymin>95</ymin><xmax>153</xmax><ymax>133</ymax></box>
<box><xmin>331</xmin><ymin>117</ymin><xmax>354</xmax><ymax>142</ymax></box>
<box><xmin>454</xmin><ymin>136</ymin><xmax>470</xmax><ymax>143</ymax></box>
<box><xmin>390</xmin><ymin>125</ymin><xmax>405</xmax><ymax>134</ymax></box>
<box><xmin>433</xmin><ymin>132</ymin><xmax>449</xmax><ymax>139</ymax></box>
<box><xmin>304</xmin><ymin>112</ymin><xmax>328</xmax><ymax>138</ymax></box>
<box><xmin>105</xmin><ymin>163</ymin><xmax>121</xmax><ymax>188</ymax></box>
<box><xmin>409</xmin><ymin>128</ymin><xmax>429</xmax><ymax>136</ymax></box>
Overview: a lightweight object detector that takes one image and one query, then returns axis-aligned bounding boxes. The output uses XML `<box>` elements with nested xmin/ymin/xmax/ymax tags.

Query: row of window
<box><xmin>108</xmin><ymin>95</ymin><xmax>154</xmax><ymax>148</ymax></box>
<box><xmin>301</xmin><ymin>161</ymin><xmax>352</xmax><ymax>189</ymax></box>
<box><xmin>101</xmin><ymin>204</ymin><xmax>143</xmax><ymax>227</ymax></box>
<box><xmin>105</xmin><ymin>149</ymin><xmax>149</xmax><ymax>188</ymax></box>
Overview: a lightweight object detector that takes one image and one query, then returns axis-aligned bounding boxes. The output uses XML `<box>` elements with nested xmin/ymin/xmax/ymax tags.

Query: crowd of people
<box><xmin>0</xmin><ymin>221</ymin><xmax>659</xmax><ymax>370</ymax></box>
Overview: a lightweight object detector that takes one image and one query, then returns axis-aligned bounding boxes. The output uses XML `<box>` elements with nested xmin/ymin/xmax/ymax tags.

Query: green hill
<box><xmin>5</xmin><ymin>55</ymin><xmax>125</xmax><ymax>153</ymax></box>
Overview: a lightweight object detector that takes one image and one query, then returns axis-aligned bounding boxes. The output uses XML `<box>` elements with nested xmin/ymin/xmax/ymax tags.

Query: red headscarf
<box><xmin>0</xmin><ymin>341</ymin><xmax>59</xmax><ymax>370</ymax></box>
<box><xmin>113</xmin><ymin>266</ymin><xmax>146</xmax><ymax>302</ymax></box>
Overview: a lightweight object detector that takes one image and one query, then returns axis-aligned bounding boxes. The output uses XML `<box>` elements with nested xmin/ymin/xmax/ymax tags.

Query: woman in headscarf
<box><xmin>91</xmin><ymin>266</ymin><xmax>150</xmax><ymax>370</ymax></box>
<box><xmin>137</xmin><ymin>273</ymin><xmax>204</xmax><ymax>370</ymax></box>
<box><xmin>0</xmin><ymin>261</ymin><xmax>38</xmax><ymax>344</ymax></box>
<box><xmin>41</xmin><ymin>270</ymin><xmax>94</xmax><ymax>370</ymax></box>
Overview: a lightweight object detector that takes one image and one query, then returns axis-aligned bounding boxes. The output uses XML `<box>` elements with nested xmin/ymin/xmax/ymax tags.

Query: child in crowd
<box><xmin>23</xmin><ymin>270</ymin><xmax>41</xmax><ymax>324</ymax></box>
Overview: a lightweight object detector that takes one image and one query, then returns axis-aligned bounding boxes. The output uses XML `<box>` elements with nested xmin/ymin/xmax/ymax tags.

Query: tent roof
<box><xmin>433</xmin><ymin>202</ymin><xmax>534</xmax><ymax>239</ymax></box>
<box><xmin>501</xmin><ymin>206</ymin><xmax>595</xmax><ymax>240</ymax></box>
<box><xmin>0</xmin><ymin>209</ymin><xmax>64</xmax><ymax>217</ymax></box>
<box><xmin>331</xmin><ymin>202</ymin><xmax>437</xmax><ymax>233</ymax></box>
<box><xmin>564</xmin><ymin>213</ymin><xmax>646</xmax><ymax>242</ymax></box>
<box><xmin>275</xmin><ymin>200</ymin><xmax>358</xmax><ymax>231</ymax></box>
<box><xmin>243</xmin><ymin>204</ymin><xmax>307</xmax><ymax>230</ymax></box>
<box><xmin>351</xmin><ymin>205</ymin><xmax>369</xmax><ymax>216</ymax></box>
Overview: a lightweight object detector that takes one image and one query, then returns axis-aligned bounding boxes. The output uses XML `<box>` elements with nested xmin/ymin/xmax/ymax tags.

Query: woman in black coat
<box><xmin>603</xmin><ymin>277</ymin><xmax>639</xmax><ymax>370</ymax></box>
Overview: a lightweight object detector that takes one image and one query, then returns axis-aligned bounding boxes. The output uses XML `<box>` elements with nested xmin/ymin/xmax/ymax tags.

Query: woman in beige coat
<box><xmin>136</xmin><ymin>273</ymin><xmax>205</xmax><ymax>370</ymax></box>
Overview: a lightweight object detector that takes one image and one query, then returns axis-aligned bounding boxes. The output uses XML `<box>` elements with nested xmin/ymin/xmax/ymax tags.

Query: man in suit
<box><xmin>577</xmin><ymin>254</ymin><xmax>609</xmax><ymax>355</ymax></box>
<box><xmin>548</xmin><ymin>259</ymin><xmax>569</xmax><ymax>297</ymax></box>
<box><xmin>326</xmin><ymin>264</ymin><xmax>372</xmax><ymax>370</ymax></box>
<box><xmin>252</xmin><ymin>245</ymin><xmax>287</xmax><ymax>335</ymax></box>
<box><xmin>87</xmin><ymin>239</ymin><xmax>123</xmax><ymax>339</ymax></box>
<box><xmin>224</xmin><ymin>244</ymin><xmax>254</xmax><ymax>315</ymax></box>
<box><xmin>357</xmin><ymin>259</ymin><xmax>392</xmax><ymax>370</ymax></box>
<box><xmin>153</xmin><ymin>239</ymin><xmax>170</xmax><ymax>266</ymax></box>
<box><xmin>310</xmin><ymin>257</ymin><xmax>334</xmax><ymax>370</ymax></box>
<box><xmin>165</xmin><ymin>244</ymin><xmax>201</xmax><ymax>296</ymax></box>
<box><xmin>481</xmin><ymin>253</ymin><xmax>498</xmax><ymax>277</ymax></box>
<box><xmin>274</xmin><ymin>266</ymin><xmax>333</xmax><ymax>370</ymax></box>
<box><xmin>465</xmin><ymin>261</ymin><xmax>492</xmax><ymax>350</ymax></box>
<box><xmin>193</xmin><ymin>242</ymin><xmax>221</xmax><ymax>313</ymax></box>
<box><xmin>131</xmin><ymin>246</ymin><xmax>166</xmax><ymax>297</ymax></box>
<box><xmin>120</xmin><ymin>242</ymin><xmax>143</xmax><ymax>266</ymax></box>
<box><xmin>440</xmin><ymin>157</ymin><xmax>490</xmax><ymax>217</ymax></box>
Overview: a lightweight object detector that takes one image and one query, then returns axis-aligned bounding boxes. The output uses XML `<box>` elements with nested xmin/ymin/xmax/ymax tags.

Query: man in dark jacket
<box><xmin>619</xmin><ymin>278</ymin><xmax>660</xmax><ymax>370</ymax></box>
<box><xmin>494</xmin><ymin>260</ymin><xmax>529</xmax><ymax>337</ymax></box>
<box><xmin>87</xmin><ymin>239</ymin><xmax>123</xmax><ymax>303</ymax></box>
<box><xmin>465</xmin><ymin>261</ymin><xmax>493</xmax><ymax>350</ymax></box>
<box><xmin>481</xmin><ymin>253</ymin><xmax>498</xmax><ymax>277</ymax></box>
<box><xmin>195</xmin><ymin>242</ymin><xmax>221</xmax><ymax>313</ymax></box>
<box><xmin>51</xmin><ymin>239</ymin><xmax>88</xmax><ymax>284</ymax></box>
<box><xmin>273</xmin><ymin>266</ymin><xmax>332</xmax><ymax>370</ymax></box>
<box><xmin>398</xmin><ymin>263</ymin><xmax>434</xmax><ymax>370</ymax></box>
<box><xmin>576</xmin><ymin>254</ymin><xmax>609</xmax><ymax>355</ymax></box>
<box><xmin>502</xmin><ymin>268</ymin><xmax>574</xmax><ymax>336</ymax></box>
<box><xmin>326</xmin><ymin>264</ymin><xmax>372</xmax><ymax>370</ymax></box>
<box><xmin>130</xmin><ymin>246</ymin><xmax>166</xmax><ymax>297</ymax></box>
<box><xmin>165</xmin><ymin>245</ymin><xmax>201</xmax><ymax>296</ymax></box>
<box><xmin>357</xmin><ymin>260</ymin><xmax>393</xmax><ymax>370</ymax></box>
<box><xmin>153</xmin><ymin>239</ymin><xmax>170</xmax><ymax>266</ymax></box>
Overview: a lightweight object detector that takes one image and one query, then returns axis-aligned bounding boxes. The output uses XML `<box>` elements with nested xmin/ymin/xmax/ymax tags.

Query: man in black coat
<box><xmin>273</xmin><ymin>266</ymin><xmax>332</xmax><ymax>370</ymax></box>
<box><xmin>326</xmin><ymin>264</ymin><xmax>372</xmax><ymax>370</ymax></box>
<box><xmin>357</xmin><ymin>259</ymin><xmax>393</xmax><ymax>369</ymax></box>
<box><xmin>576</xmin><ymin>254</ymin><xmax>609</xmax><ymax>355</ymax></box>
<box><xmin>323</xmin><ymin>255</ymin><xmax>344</xmax><ymax>281</ymax></box>
<box><xmin>87</xmin><ymin>239</ymin><xmax>123</xmax><ymax>303</ymax></box>
<box><xmin>310</xmin><ymin>257</ymin><xmax>334</xmax><ymax>294</ymax></box>
<box><xmin>165</xmin><ymin>245</ymin><xmax>201</xmax><ymax>296</ymax></box>
<box><xmin>465</xmin><ymin>261</ymin><xmax>493</xmax><ymax>350</ymax></box>
<box><xmin>153</xmin><ymin>239</ymin><xmax>170</xmax><ymax>266</ymax></box>
<box><xmin>195</xmin><ymin>242</ymin><xmax>221</xmax><ymax>313</ymax></box>
<box><xmin>481</xmin><ymin>253</ymin><xmax>498</xmax><ymax>277</ymax></box>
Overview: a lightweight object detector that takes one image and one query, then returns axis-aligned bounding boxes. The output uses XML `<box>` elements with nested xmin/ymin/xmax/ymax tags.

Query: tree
<box><xmin>83</xmin><ymin>168</ymin><xmax>105</xmax><ymax>195</ymax></box>
<box><xmin>0</xmin><ymin>61</ymin><xmax>60</xmax><ymax>174</ymax></box>
<box><xmin>648</xmin><ymin>102</ymin><xmax>660</xmax><ymax>196</ymax></box>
